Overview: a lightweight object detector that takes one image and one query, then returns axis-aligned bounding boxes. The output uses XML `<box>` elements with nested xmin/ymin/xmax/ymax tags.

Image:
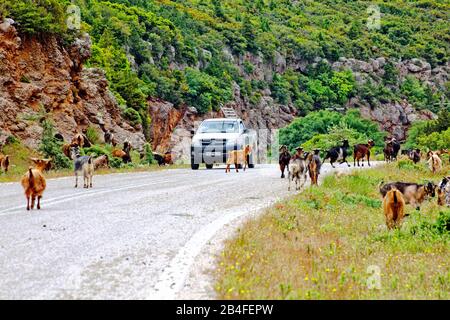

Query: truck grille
<box><xmin>201</xmin><ymin>139</ymin><xmax>226</xmax><ymax>147</ymax></box>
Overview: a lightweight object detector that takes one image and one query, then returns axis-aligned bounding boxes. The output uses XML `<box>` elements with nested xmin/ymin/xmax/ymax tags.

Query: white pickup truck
<box><xmin>190</xmin><ymin>118</ymin><xmax>257</xmax><ymax>170</ymax></box>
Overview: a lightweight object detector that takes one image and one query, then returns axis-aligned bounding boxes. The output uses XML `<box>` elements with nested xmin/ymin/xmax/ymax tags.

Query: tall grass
<box><xmin>216</xmin><ymin>163</ymin><xmax>449</xmax><ymax>299</ymax></box>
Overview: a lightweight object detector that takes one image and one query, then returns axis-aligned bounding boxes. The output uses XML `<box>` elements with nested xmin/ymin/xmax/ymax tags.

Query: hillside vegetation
<box><xmin>1</xmin><ymin>0</ymin><xmax>449</xmax><ymax>127</ymax></box>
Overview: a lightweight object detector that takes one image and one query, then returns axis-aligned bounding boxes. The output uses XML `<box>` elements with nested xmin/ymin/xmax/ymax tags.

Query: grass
<box><xmin>215</xmin><ymin>162</ymin><xmax>450</xmax><ymax>300</ymax></box>
<box><xmin>0</xmin><ymin>140</ymin><xmax>186</xmax><ymax>183</ymax></box>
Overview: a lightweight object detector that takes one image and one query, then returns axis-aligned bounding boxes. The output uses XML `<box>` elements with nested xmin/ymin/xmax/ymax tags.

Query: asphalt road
<box><xmin>0</xmin><ymin>163</ymin><xmax>357</xmax><ymax>299</ymax></box>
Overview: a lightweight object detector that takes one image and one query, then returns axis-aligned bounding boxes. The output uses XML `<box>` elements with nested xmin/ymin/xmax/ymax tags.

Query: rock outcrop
<box><xmin>332</xmin><ymin>56</ymin><xmax>447</xmax><ymax>140</ymax></box>
<box><xmin>0</xmin><ymin>21</ymin><xmax>145</xmax><ymax>149</ymax></box>
<box><xmin>1</xmin><ymin>16</ymin><xmax>446</xmax><ymax>153</ymax></box>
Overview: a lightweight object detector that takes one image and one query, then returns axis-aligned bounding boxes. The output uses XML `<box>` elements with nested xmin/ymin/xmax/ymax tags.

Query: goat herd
<box><xmin>0</xmin><ymin>132</ymin><xmax>448</xmax><ymax>231</ymax></box>
<box><xmin>278</xmin><ymin>138</ymin><xmax>449</xmax><ymax>230</ymax></box>
<box><xmin>279</xmin><ymin>139</ymin><xmax>377</xmax><ymax>191</ymax></box>
<box><xmin>0</xmin><ymin>131</ymin><xmax>173</xmax><ymax>211</ymax></box>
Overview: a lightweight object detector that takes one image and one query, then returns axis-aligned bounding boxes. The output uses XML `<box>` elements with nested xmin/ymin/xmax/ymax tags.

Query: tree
<box><xmin>4</xmin><ymin>0</ymin><xmax>68</xmax><ymax>35</ymax></box>
<box><xmin>242</xmin><ymin>16</ymin><xmax>258</xmax><ymax>53</ymax></box>
<box><xmin>383</xmin><ymin>61</ymin><xmax>398</xmax><ymax>85</ymax></box>
<box><xmin>271</xmin><ymin>74</ymin><xmax>291</xmax><ymax>105</ymax></box>
<box><xmin>212</xmin><ymin>0</ymin><xmax>225</xmax><ymax>19</ymax></box>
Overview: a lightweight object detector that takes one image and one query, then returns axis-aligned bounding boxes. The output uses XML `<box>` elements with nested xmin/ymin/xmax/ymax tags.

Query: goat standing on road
<box><xmin>21</xmin><ymin>158</ymin><xmax>51</xmax><ymax>210</ymax></box>
<box><xmin>308</xmin><ymin>149</ymin><xmax>322</xmax><ymax>185</ymax></box>
<box><xmin>278</xmin><ymin>145</ymin><xmax>291</xmax><ymax>178</ymax></box>
<box><xmin>383</xmin><ymin>140</ymin><xmax>394</xmax><ymax>163</ymax></box>
<box><xmin>353</xmin><ymin>139</ymin><xmax>375</xmax><ymax>167</ymax></box>
<box><xmin>323</xmin><ymin>140</ymin><xmax>351</xmax><ymax>168</ymax></box>
<box><xmin>71</xmin><ymin>146</ymin><xmax>94</xmax><ymax>188</ymax></box>
<box><xmin>225</xmin><ymin>145</ymin><xmax>252</xmax><ymax>173</ymax></box>
<box><xmin>288</xmin><ymin>152</ymin><xmax>308</xmax><ymax>191</ymax></box>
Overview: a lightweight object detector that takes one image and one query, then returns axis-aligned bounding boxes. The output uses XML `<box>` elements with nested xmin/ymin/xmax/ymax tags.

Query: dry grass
<box><xmin>216</xmin><ymin>161</ymin><xmax>449</xmax><ymax>299</ymax></box>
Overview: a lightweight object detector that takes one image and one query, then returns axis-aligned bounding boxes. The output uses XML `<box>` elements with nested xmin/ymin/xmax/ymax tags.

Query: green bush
<box><xmin>85</xmin><ymin>126</ymin><xmax>100</xmax><ymax>145</ymax></box>
<box><xmin>82</xmin><ymin>145</ymin><xmax>109</xmax><ymax>158</ymax></box>
<box><xmin>279</xmin><ymin>109</ymin><xmax>386</xmax><ymax>152</ymax></box>
<box><xmin>141</xmin><ymin>143</ymin><xmax>155</xmax><ymax>165</ymax></box>
<box><xmin>405</xmin><ymin>110</ymin><xmax>450</xmax><ymax>150</ymax></box>
<box><xmin>6</xmin><ymin>135</ymin><xmax>19</xmax><ymax>145</ymax></box>
<box><xmin>109</xmin><ymin>157</ymin><xmax>123</xmax><ymax>169</ymax></box>
<box><xmin>123</xmin><ymin>108</ymin><xmax>142</xmax><ymax>127</ymax></box>
<box><xmin>38</xmin><ymin>120</ymin><xmax>72</xmax><ymax>169</ymax></box>
<box><xmin>411</xmin><ymin>209</ymin><xmax>450</xmax><ymax>238</ymax></box>
<box><xmin>1</xmin><ymin>0</ymin><xmax>70</xmax><ymax>36</ymax></box>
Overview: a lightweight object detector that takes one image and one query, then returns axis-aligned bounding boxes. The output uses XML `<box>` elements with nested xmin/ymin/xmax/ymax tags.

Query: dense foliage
<box><xmin>3</xmin><ymin>0</ymin><xmax>449</xmax><ymax>127</ymax></box>
<box><xmin>404</xmin><ymin>109</ymin><xmax>450</xmax><ymax>150</ymax></box>
<box><xmin>279</xmin><ymin>109</ymin><xmax>386</xmax><ymax>152</ymax></box>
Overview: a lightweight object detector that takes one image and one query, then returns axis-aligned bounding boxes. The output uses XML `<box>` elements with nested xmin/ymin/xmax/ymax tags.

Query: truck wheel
<box><xmin>247</xmin><ymin>154</ymin><xmax>255</xmax><ymax>168</ymax></box>
<box><xmin>205</xmin><ymin>164</ymin><xmax>213</xmax><ymax>169</ymax></box>
<box><xmin>191</xmin><ymin>162</ymin><xmax>199</xmax><ymax>170</ymax></box>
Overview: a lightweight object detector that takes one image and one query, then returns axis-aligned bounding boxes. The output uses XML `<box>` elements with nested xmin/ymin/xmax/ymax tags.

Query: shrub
<box><xmin>82</xmin><ymin>145</ymin><xmax>109</xmax><ymax>158</ymax></box>
<box><xmin>85</xmin><ymin>126</ymin><xmax>100</xmax><ymax>145</ymax></box>
<box><xmin>123</xmin><ymin>108</ymin><xmax>142</xmax><ymax>127</ymax></box>
<box><xmin>141</xmin><ymin>143</ymin><xmax>155</xmax><ymax>165</ymax></box>
<box><xmin>2</xmin><ymin>0</ymin><xmax>69</xmax><ymax>36</ymax></box>
<box><xmin>109</xmin><ymin>157</ymin><xmax>123</xmax><ymax>169</ymax></box>
<box><xmin>411</xmin><ymin>209</ymin><xmax>450</xmax><ymax>238</ymax></box>
<box><xmin>6</xmin><ymin>135</ymin><xmax>19</xmax><ymax>145</ymax></box>
<box><xmin>38</xmin><ymin>120</ymin><xmax>72</xmax><ymax>169</ymax></box>
<box><xmin>279</xmin><ymin>109</ymin><xmax>386</xmax><ymax>152</ymax></box>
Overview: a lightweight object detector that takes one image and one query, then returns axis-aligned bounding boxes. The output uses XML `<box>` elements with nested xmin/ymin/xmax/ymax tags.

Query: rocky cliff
<box><xmin>333</xmin><ymin>57</ymin><xmax>448</xmax><ymax>140</ymax></box>
<box><xmin>1</xmin><ymin>17</ymin><xmax>447</xmax><ymax>156</ymax></box>
<box><xmin>0</xmin><ymin>20</ymin><xmax>145</xmax><ymax>149</ymax></box>
<box><xmin>149</xmin><ymin>51</ymin><xmax>448</xmax><ymax>155</ymax></box>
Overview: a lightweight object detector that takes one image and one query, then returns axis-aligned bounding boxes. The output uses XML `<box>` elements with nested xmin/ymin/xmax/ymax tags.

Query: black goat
<box><xmin>323</xmin><ymin>140</ymin><xmax>351</xmax><ymax>168</ymax></box>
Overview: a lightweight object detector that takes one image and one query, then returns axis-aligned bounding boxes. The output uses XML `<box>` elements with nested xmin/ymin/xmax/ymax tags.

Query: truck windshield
<box><xmin>198</xmin><ymin>121</ymin><xmax>239</xmax><ymax>133</ymax></box>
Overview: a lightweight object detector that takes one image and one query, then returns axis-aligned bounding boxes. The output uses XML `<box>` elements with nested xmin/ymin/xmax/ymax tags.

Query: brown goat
<box><xmin>112</xmin><ymin>149</ymin><xmax>126</xmax><ymax>158</ymax></box>
<box><xmin>163</xmin><ymin>152</ymin><xmax>173</xmax><ymax>165</ymax></box>
<box><xmin>94</xmin><ymin>154</ymin><xmax>110</xmax><ymax>170</ymax></box>
<box><xmin>225</xmin><ymin>145</ymin><xmax>251</xmax><ymax>173</ymax></box>
<box><xmin>0</xmin><ymin>154</ymin><xmax>10</xmax><ymax>173</ymax></box>
<box><xmin>353</xmin><ymin>140</ymin><xmax>375</xmax><ymax>167</ymax></box>
<box><xmin>279</xmin><ymin>145</ymin><xmax>292</xmax><ymax>179</ymax></box>
<box><xmin>21</xmin><ymin>158</ymin><xmax>51</xmax><ymax>211</ymax></box>
<box><xmin>307</xmin><ymin>150</ymin><xmax>321</xmax><ymax>185</ymax></box>
<box><xmin>383</xmin><ymin>188</ymin><xmax>406</xmax><ymax>230</ymax></box>
<box><xmin>379</xmin><ymin>181</ymin><xmax>436</xmax><ymax>210</ymax></box>
<box><xmin>70</xmin><ymin>133</ymin><xmax>92</xmax><ymax>148</ymax></box>
<box><xmin>62</xmin><ymin>143</ymin><xmax>76</xmax><ymax>159</ymax></box>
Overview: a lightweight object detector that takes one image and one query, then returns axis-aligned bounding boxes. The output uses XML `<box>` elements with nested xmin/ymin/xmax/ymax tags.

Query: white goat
<box><xmin>71</xmin><ymin>146</ymin><xmax>95</xmax><ymax>188</ymax></box>
<box><xmin>288</xmin><ymin>157</ymin><xmax>308</xmax><ymax>191</ymax></box>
